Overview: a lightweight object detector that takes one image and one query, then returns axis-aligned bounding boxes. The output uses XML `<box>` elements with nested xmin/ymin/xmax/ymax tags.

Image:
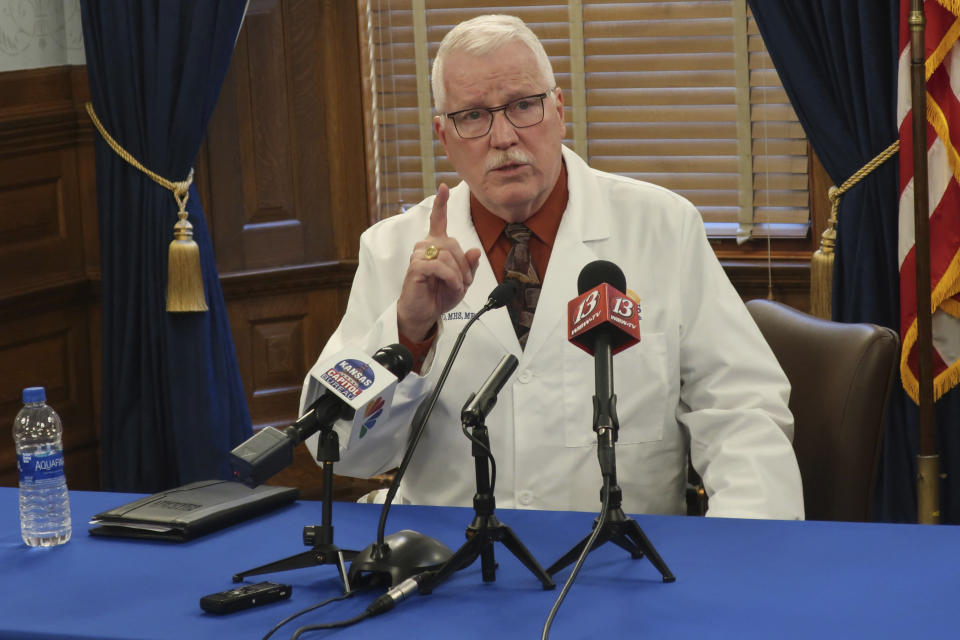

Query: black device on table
<box><xmin>200</xmin><ymin>581</ymin><xmax>292</xmax><ymax>614</ymax></box>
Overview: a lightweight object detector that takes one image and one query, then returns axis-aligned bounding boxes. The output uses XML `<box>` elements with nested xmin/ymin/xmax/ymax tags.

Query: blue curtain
<box><xmin>746</xmin><ymin>1</ymin><xmax>949</xmax><ymax>522</ymax></box>
<box><xmin>80</xmin><ymin>2</ymin><xmax>252</xmax><ymax>492</ymax></box>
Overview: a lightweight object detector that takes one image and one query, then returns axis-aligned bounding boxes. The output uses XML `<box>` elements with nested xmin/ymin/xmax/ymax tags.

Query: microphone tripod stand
<box><xmin>232</xmin><ymin>428</ymin><xmax>357</xmax><ymax>592</ymax></box>
<box><xmin>547</xmin><ymin>335</ymin><xmax>675</xmax><ymax>583</ymax></box>
<box><xmin>420</xmin><ymin>409</ymin><xmax>555</xmax><ymax>594</ymax></box>
<box><xmin>545</xmin><ymin>470</ymin><xmax>675</xmax><ymax>583</ymax></box>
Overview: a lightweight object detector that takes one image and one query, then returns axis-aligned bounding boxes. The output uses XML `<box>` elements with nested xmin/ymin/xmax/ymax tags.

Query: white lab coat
<box><xmin>302</xmin><ymin>146</ymin><xmax>804</xmax><ymax>519</ymax></box>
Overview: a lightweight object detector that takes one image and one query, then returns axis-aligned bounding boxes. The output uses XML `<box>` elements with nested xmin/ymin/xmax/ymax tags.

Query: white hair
<box><xmin>431</xmin><ymin>14</ymin><xmax>557</xmax><ymax>113</ymax></box>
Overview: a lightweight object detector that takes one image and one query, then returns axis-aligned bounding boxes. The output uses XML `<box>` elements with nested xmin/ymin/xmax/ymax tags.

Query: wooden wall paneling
<box><xmin>204</xmin><ymin>2</ymin><xmax>298</xmax><ymax>272</ymax></box>
<box><xmin>303</xmin><ymin>284</ymin><xmax>356</xmax><ymax>373</ymax></box>
<box><xmin>723</xmin><ymin>261</ymin><xmax>811</xmax><ymax>313</ymax></box>
<box><xmin>284</xmin><ymin>0</ymin><xmax>335</xmax><ymax>263</ymax></box>
<box><xmin>0</xmin><ymin>149</ymin><xmax>87</xmax><ymax>298</ymax></box>
<box><xmin>204</xmin><ymin>0</ymin><xmax>353</xmax><ymax>273</ymax></box>
<box><xmin>229</xmin><ymin>293</ymin><xmax>309</xmax><ymax>431</ymax></box>
<box><xmin>0</xmin><ymin>305</ymin><xmax>98</xmax><ymax>490</ymax></box>
<box><xmin>317</xmin><ymin>0</ymin><xmax>369</xmax><ymax>260</ymax></box>
<box><xmin>204</xmin><ymin>15</ymin><xmax>295</xmax><ymax>272</ymax></box>
<box><xmin>239</xmin><ymin>1</ymin><xmax>306</xmax><ymax>268</ymax></box>
<box><xmin>0</xmin><ymin>67</ymin><xmax>90</xmax><ymax>156</ymax></box>
<box><xmin>0</xmin><ymin>66</ymin><xmax>99</xmax><ymax>490</ymax></box>
<box><xmin>224</xmin><ymin>273</ymin><xmax>353</xmax><ymax>430</ymax></box>
<box><xmin>201</xmin><ymin>0</ymin><xmax>369</xmax><ymax>274</ymax></box>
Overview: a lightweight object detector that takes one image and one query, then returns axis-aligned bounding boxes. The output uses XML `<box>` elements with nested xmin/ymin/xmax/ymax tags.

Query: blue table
<box><xmin>0</xmin><ymin>487</ymin><xmax>957</xmax><ymax>639</ymax></box>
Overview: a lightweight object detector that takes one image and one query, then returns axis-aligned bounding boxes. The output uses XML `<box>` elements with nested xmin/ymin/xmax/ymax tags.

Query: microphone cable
<box><xmin>457</xmin><ymin>352</ymin><xmax>518</xmax><ymax>502</ymax></box>
<box><xmin>288</xmin><ymin>572</ymin><xmax>432</xmax><ymax>639</ymax></box>
<box><xmin>372</xmin><ymin>281</ymin><xmax>517</xmax><ymax>553</ymax></box>
<box><xmin>260</xmin><ymin>590</ymin><xmax>356</xmax><ymax>640</ymax></box>
<box><xmin>460</xmin><ymin>422</ymin><xmax>496</xmax><ymax>495</ymax></box>
<box><xmin>372</xmin><ymin>311</ymin><xmax>481</xmax><ymax>552</ymax></box>
<box><xmin>540</xmin><ymin>474</ymin><xmax>612</xmax><ymax>640</ymax></box>
<box><xmin>290</xmin><ymin>610</ymin><xmax>369</xmax><ymax>638</ymax></box>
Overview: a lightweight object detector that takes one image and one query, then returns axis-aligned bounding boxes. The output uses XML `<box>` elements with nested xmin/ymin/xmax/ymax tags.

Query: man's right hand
<box><xmin>397</xmin><ymin>183</ymin><xmax>482</xmax><ymax>341</ymax></box>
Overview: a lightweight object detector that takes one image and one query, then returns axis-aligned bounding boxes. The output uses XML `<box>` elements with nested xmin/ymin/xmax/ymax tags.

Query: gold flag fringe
<box><xmin>810</xmin><ymin>140</ymin><xmax>900</xmax><ymax>319</ymax></box>
<box><xmin>84</xmin><ymin>102</ymin><xmax>207</xmax><ymax>312</ymax></box>
<box><xmin>900</xmin><ymin>244</ymin><xmax>960</xmax><ymax>404</ymax></box>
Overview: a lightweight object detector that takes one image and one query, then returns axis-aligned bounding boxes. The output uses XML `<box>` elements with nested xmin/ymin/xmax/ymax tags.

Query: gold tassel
<box><xmin>165</xmin><ymin>178</ymin><xmax>207</xmax><ymax>312</ymax></box>
<box><xmin>166</xmin><ymin>210</ymin><xmax>208</xmax><ymax>312</ymax></box>
<box><xmin>84</xmin><ymin>102</ymin><xmax>207</xmax><ymax>313</ymax></box>
<box><xmin>808</xmin><ymin>140</ymin><xmax>901</xmax><ymax>320</ymax></box>
<box><xmin>809</xmin><ymin>186</ymin><xmax>837</xmax><ymax>319</ymax></box>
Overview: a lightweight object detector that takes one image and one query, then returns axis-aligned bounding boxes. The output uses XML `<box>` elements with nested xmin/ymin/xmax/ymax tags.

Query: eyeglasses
<box><xmin>444</xmin><ymin>92</ymin><xmax>550</xmax><ymax>139</ymax></box>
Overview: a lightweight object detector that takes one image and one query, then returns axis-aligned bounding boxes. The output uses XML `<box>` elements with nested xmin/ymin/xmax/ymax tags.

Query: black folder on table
<box><xmin>88</xmin><ymin>480</ymin><xmax>299</xmax><ymax>542</ymax></box>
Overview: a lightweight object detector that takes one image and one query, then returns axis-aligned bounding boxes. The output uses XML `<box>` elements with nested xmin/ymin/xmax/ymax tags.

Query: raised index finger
<box><xmin>429</xmin><ymin>183</ymin><xmax>450</xmax><ymax>239</ymax></box>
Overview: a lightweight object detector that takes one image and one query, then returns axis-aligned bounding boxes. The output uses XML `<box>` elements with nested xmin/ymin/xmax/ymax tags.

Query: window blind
<box><xmin>362</xmin><ymin>0</ymin><xmax>808</xmax><ymax>241</ymax></box>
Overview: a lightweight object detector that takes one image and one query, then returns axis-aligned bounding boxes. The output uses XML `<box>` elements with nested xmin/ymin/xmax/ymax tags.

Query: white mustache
<box><xmin>485</xmin><ymin>149</ymin><xmax>535</xmax><ymax>172</ymax></box>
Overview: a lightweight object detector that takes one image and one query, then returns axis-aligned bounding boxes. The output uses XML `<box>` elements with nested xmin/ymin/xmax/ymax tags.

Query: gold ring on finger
<box><xmin>424</xmin><ymin>245</ymin><xmax>440</xmax><ymax>260</ymax></box>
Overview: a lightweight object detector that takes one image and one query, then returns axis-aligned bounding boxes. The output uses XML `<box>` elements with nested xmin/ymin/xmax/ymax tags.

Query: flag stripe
<box><xmin>898</xmin><ymin>0</ymin><xmax>960</xmax><ymax>404</ymax></box>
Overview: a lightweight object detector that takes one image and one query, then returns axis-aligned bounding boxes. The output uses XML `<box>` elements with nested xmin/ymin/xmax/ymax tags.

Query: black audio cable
<box><xmin>540</xmin><ymin>474</ymin><xmax>612</xmax><ymax>640</ymax></box>
<box><xmin>260</xmin><ymin>590</ymin><xmax>356</xmax><ymax>640</ymax></box>
<box><xmin>288</xmin><ymin>572</ymin><xmax>433</xmax><ymax>638</ymax></box>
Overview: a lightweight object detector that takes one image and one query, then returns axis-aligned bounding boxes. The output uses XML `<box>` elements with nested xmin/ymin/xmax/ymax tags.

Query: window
<box><xmin>359</xmin><ymin>0</ymin><xmax>811</xmax><ymax>246</ymax></box>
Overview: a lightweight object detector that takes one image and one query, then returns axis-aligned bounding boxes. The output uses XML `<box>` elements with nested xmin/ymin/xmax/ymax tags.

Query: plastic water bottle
<box><xmin>14</xmin><ymin>387</ymin><xmax>71</xmax><ymax>547</ymax></box>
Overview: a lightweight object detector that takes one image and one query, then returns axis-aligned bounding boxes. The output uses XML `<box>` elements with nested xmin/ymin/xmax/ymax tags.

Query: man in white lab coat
<box><xmin>302</xmin><ymin>15</ymin><xmax>803</xmax><ymax>519</ymax></box>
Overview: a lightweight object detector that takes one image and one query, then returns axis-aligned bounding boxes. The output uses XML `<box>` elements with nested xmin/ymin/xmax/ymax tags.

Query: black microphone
<box><xmin>571</xmin><ymin>260</ymin><xmax>640</xmax><ymax>476</ymax></box>
<box><xmin>461</xmin><ymin>353</ymin><xmax>519</xmax><ymax>426</ymax></box>
<box><xmin>229</xmin><ymin>344</ymin><xmax>414</xmax><ymax>487</ymax></box>
<box><xmin>578</xmin><ymin>259</ymin><xmax>626</xmax><ymax>298</ymax></box>
<box><xmin>348</xmin><ymin>282</ymin><xmax>517</xmax><ymax>587</ymax></box>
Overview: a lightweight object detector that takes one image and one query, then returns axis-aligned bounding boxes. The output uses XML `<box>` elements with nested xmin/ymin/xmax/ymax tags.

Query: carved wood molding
<box><xmin>0</xmin><ymin>66</ymin><xmax>92</xmax><ymax>156</ymax></box>
<box><xmin>0</xmin><ymin>277</ymin><xmax>94</xmax><ymax>321</ymax></box>
<box><xmin>219</xmin><ymin>260</ymin><xmax>359</xmax><ymax>300</ymax></box>
<box><xmin>720</xmin><ymin>258</ymin><xmax>811</xmax><ymax>291</ymax></box>
<box><xmin>0</xmin><ymin>261</ymin><xmax>360</xmax><ymax>319</ymax></box>
<box><xmin>721</xmin><ymin>258</ymin><xmax>811</xmax><ymax>311</ymax></box>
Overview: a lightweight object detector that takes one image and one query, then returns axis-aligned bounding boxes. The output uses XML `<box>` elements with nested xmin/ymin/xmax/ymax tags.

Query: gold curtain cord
<box><xmin>827</xmin><ymin>139</ymin><xmax>901</xmax><ymax>220</ymax></box>
<box><xmin>810</xmin><ymin>139</ymin><xmax>900</xmax><ymax>319</ymax></box>
<box><xmin>84</xmin><ymin>102</ymin><xmax>207</xmax><ymax>313</ymax></box>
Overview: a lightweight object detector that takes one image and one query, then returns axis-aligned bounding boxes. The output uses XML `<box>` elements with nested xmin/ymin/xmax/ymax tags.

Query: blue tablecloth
<box><xmin>0</xmin><ymin>487</ymin><xmax>957</xmax><ymax>639</ymax></box>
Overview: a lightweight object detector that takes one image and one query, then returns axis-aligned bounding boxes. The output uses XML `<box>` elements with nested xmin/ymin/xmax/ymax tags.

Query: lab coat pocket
<box><xmin>563</xmin><ymin>332</ymin><xmax>668</xmax><ymax>447</ymax></box>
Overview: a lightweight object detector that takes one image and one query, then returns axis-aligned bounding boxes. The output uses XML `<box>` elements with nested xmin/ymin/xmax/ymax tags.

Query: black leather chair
<box><xmin>744</xmin><ymin>299</ymin><xmax>899</xmax><ymax>521</ymax></box>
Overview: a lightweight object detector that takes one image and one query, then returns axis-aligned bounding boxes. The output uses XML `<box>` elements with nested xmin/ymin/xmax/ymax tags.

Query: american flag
<box><xmin>897</xmin><ymin>0</ymin><xmax>960</xmax><ymax>404</ymax></box>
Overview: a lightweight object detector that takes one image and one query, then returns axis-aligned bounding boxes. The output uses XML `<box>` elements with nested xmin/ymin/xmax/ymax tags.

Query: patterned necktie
<box><xmin>503</xmin><ymin>223</ymin><xmax>542</xmax><ymax>348</ymax></box>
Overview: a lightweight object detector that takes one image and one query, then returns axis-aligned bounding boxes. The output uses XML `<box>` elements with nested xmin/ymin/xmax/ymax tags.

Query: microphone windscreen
<box><xmin>372</xmin><ymin>344</ymin><xmax>415</xmax><ymax>382</ymax></box>
<box><xmin>577</xmin><ymin>260</ymin><xmax>626</xmax><ymax>295</ymax></box>
<box><xmin>487</xmin><ymin>280</ymin><xmax>519</xmax><ymax>309</ymax></box>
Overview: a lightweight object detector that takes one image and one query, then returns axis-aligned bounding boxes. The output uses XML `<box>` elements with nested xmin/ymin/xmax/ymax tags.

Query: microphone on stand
<box><xmin>546</xmin><ymin>259</ymin><xmax>674</xmax><ymax>583</ymax></box>
<box><xmin>567</xmin><ymin>260</ymin><xmax>641</xmax><ymax>475</ymax></box>
<box><xmin>461</xmin><ymin>353</ymin><xmax>519</xmax><ymax>425</ymax></box>
<box><xmin>229</xmin><ymin>344</ymin><xmax>414</xmax><ymax>487</ymax></box>
<box><xmin>412</xmin><ymin>349</ymin><xmax>555</xmax><ymax>594</ymax></box>
<box><xmin>348</xmin><ymin>280</ymin><xmax>519</xmax><ymax>588</ymax></box>
<box><xmin>227</xmin><ymin>344</ymin><xmax>414</xmax><ymax>590</ymax></box>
